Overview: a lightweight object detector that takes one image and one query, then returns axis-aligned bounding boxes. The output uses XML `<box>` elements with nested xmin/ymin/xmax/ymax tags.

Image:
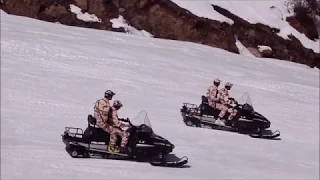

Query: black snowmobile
<box><xmin>180</xmin><ymin>93</ymin><xmax>280</xmax><ymax>139</ymax></box>
<box><xmin>61</xmin><ymin>110</ymin><xmax>188</xmax><ymax>167</ymax></box>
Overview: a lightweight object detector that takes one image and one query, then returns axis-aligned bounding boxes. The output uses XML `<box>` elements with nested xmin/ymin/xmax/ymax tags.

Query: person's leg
<box><xmin>227</xmin><ymin>108</ymin><xmax>238</xmax><ymax>121</ymax></box>
<box><xmin>120</xmin><ymin>131</ymin><xmax>130</xmax><ymax>148</ymax></box>
<box><xmin>108</xmin><ymin>126</ymin><xmax>121</xmax><ymax>153</ymax></box>
<box><xmin>217</xmin><ymin>104</ymin><xmax>228</xmax><ymax>119</ymax></box>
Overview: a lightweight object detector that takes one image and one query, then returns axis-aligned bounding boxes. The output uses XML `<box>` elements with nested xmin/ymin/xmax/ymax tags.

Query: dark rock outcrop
<box><xmin>1</xmin><ymin>0</ymin><xmax>319</xmax><ymax>68</ymax></box>
<box><xmin>261</xmin><ymin>49</ymin><xmax>273</xmax><ymax>58</ymax></box>
<box><xmin>212</xmin><ymin>4</ymin><xmax>319</xmax><ymax>68</ymax></box>
<box><xmin>0</xmin><ymin>0</ymin><xmax>120</xmax><ymax>30</ymax></box>
<box><xmin>286</xmin><ymin>5</ymin><xmax>319</xmax><ymax>41</ymax></box>
<box><xmin>113</xmin><ymin>0</ymin><xmax>238</xmax><ymax>53</ymax></box>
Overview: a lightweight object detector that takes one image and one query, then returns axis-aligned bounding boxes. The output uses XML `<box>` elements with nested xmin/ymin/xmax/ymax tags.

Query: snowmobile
<box><xmin>61</xmin><ymin>110</ymin><xmax>188</xmax><ymax>167</ymax></box>
<box><xmin>180</xmin><ymin>93</ymin><xmax>280</xmax><ymax>139</ymax></box>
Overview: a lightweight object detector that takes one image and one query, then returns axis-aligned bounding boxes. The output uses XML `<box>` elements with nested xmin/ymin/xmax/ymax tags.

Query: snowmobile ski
<box><xmin>249</xmin><ymin>130</ymin><xmax>280</xmax><ymax>139</ymax></box>
<box><xmin>149</xmin><ymin>156</ymin><xmax>188</xmax><ymax>167</ymax></box>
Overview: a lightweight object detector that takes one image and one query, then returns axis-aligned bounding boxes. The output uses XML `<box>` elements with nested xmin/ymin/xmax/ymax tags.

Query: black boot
<box><xmin>225</xmin><ymin>120</ymin><xmax>233</xmax><ymax>126</ymax></box>
<box><xmin>120</xmin><ymin>146</ymin><xmax>132</xmax><ymax>154</ymax></box>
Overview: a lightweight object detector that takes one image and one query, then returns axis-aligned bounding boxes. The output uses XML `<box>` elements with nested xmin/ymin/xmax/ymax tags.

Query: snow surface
<box><xmin>110</xmin><ymin>15</ymin><xmax>153</xmax><ymax>38</ymax></box>
<box><xmin>234</xmin><ymin>35</ymin><xmax>255</xmax><ymax>57</ymax></box>
<box><xmin>69</xmin><ymin>4</ymin><xmax>101</xmax><ymax>23</ymax></box>
<box><xmin>170</xmin><ymin>0</ymin><xmax>320</xmax><ymax>53</ymax></box>
<box><xmin>1</xmin><ymin>11</ymin><xmax>319</xmax><ymax>179</ymax></box>
<box><xmin>170</xmin><ymin>0</ymin><xmax>234</xmax><ymax>24</ymax></box>
<box><xmin>258</xmin><ymin>45</ymin><xmax>272</xmax><ymax>52</ymax></box>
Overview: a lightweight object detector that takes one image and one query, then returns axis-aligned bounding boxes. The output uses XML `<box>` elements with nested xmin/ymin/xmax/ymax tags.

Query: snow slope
<box><xmin>1</xmin><ymin>11</ymin><xmax>319</xmax><ymax>179</ymax></box>
<box><xmin>171</xmin><ymin>0</ymin><xmax>320</xmax><ymax>53</ymax></box>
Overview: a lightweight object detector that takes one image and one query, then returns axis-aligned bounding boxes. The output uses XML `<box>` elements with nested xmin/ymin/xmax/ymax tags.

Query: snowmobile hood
<box><xmin>151</xmin><ymin>133</ymin><xmax>174</xmax><ymax>149</ymax></box>
<box><xmin>136</xmin><ymin>124</ymin><xmax>153</xmax><ymax>134</ymax></box>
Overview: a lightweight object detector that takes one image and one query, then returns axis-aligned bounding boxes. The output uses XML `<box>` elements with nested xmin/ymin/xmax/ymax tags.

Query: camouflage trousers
<box><xmin>216</xmin><ymin>104</ymin><xmax>238</xmax><ymax>120</ymax></box>
<box><xmin>208</xmin><ymin>99</ymin><xmax>216</xmax><ymax>108</ymax></box>
<box><xmin>109</xmin><ymin>126</ymin><xmax>130</xmax><ymax>147</ymax></box>
<box><xmin>96</xmin><ymin>118</ymin><xmax>130</xmax><ymax>148</ymax></box>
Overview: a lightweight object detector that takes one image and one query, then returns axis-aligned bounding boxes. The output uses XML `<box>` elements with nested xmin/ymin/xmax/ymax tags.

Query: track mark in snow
<box><xmin>1</xmin><ymin>11</ymin><xmax>319</xmax><ymax>179</ymax></box>
<box><xmin>1</xmin><ymin>148</ymin><xmax>68</xmax><ymax>160</ymax></box>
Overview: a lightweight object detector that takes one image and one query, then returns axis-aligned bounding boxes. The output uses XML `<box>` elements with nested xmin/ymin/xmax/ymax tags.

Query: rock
<box><xmin>43</xmin><ymin>4</ymin><xmax>68</xmax><ymax>18</ymax></box>
<box><xmin>74</xmin><ymin>0</ymin><xmax>87</xmax><ymax>11</ymax></box>
<box><xmin>261</xmin><ymin>49</ymin><xmax>273</xmax><ymax>58</ymax></box>
<box><xmin>118</xmin><ymin>7</ymin><xmax>126</xmax><ymax>13</ymax></box>
<box><xmin>286</xmin><ymin>5</ymin><xmax>319</xmax><ymax>41</ymax></box>
<box><xmin>210</xmin><ymin>4</ymin><xmax>319</xmax><ymax>68</ymax></box>
<box><xmin>1</xmin><ymin>0</ymin><xmax>319</xmax><ymax>68</ymax></box>
<box><xmin>139</xmin><ymin>0</ymin><xmax>148</xmax><ymax>9</ymax></box>
<box><xmin>247</xmin><ymin>47</ymin><xmax>262</xmax><ymax>57</ymax></box>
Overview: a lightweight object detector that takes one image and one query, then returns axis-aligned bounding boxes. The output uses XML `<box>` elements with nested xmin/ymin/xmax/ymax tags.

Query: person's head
<box><xmin>225</xmin><ymin>82</ymin><xmax>233</xmax><ymax>90</ymax></box>
<box><xmin>213</xmin><ymin>78</ymin><xmax>221</xmax><ymax>87</ymax></box>
<box><xmin>113</xmin><ymin>100</ymin><xmax>123</xmax><ymax>110</ymax></box>
<box><xmin>104</xmin><ymin>90</ymin><xmax>115</xmax><ymax>100</ymax></box>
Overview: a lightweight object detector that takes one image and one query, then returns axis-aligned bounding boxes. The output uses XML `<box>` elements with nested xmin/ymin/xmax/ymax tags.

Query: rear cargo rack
<box><xmin>63</xmin><ymin>127</ymin><xmax>84</xmax><ymax>138</ymax></box>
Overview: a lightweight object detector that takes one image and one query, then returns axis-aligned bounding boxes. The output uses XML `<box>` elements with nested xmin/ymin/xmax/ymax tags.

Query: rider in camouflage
<box><xmin>94</xmin><ymin>90</ymin><xmax>115</xmax><ymax>130</ymax></box>
<box><xmin>107</xmin><ymin>100</ymin><xmax>131</xmax><ymax>153</ymax></box>
<box><xmin>206</xmin><ymin>78</ymin><xmax>221</xmax><ymax>109</ymax></box>
<box><xmin>93</xmin><ymin>90</ymin><xmax>129</xmax><ymax>153</ymax></box>
<box><xmin>215</xmin><ymin>82</ymin><xmax>238</xmax><ymax>125</ymax></box>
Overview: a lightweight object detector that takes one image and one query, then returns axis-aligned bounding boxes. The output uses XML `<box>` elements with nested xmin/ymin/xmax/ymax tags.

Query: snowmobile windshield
<box><xmin>131</xmin><ymin>110</ymin><xmax>152</xmax><ymax>129</ymax></box>
<box><xmin>237</xmin><ymin>92</ymin><xmax>253</xmax><ymax>107</ymax></box>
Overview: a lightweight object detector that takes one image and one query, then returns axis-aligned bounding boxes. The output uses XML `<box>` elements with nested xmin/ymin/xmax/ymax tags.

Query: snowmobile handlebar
<box><xmin>119</xmin><ymin>117</ymin><xmax>152</xmax><ymax>133</ymax></box>
<box><xmin>119</xmin><ymin>117</ymin><xmax>130</xmax><ymax>123</ymax></box>
<box><xmin>119</xmin><ymin>117</ymin><xmax>134</xmax><ymax>128</ymax></box>
<box><xmin>228</xmin><ymin>97</ymin><xmax>238</xmax><ymax>105</ymax></box>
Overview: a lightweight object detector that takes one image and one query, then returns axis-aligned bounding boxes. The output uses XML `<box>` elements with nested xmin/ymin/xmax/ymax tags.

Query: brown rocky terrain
<box><xmin>1</xmin><ymin>0</ymin><xmax>319</xmax><ymax>68</ymax></box>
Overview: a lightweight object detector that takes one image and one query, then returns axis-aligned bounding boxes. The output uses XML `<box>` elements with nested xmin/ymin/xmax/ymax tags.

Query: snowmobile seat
<box><xmin>88</xmin><ymin>115</ymin><xmax>97</xmax><ymax>126</ymax></box>
<box><xmin>201</xmin><ymin>95</ymin><xmax>209</xmax><ymax>104</ymax></box>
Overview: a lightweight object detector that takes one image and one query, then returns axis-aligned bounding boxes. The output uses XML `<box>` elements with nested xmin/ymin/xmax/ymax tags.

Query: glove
<box><xmin>229</xmin><ymin>98</ymin><xmax>237</xmax><ymax>105</ymax></box>
<box><xmin>120</xmin><ymin>123</ymin><xmax>128</xmax><ymax>128</ymax></box>
<box><xmin>226</xmin><ymin>104</ymin><xmax>233</xmax><ymax>108</ymax></box>
<box><xmin>121</xmin><ymin>118</ymin><xmax>130</xmax><ymax>122</ymax></box>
